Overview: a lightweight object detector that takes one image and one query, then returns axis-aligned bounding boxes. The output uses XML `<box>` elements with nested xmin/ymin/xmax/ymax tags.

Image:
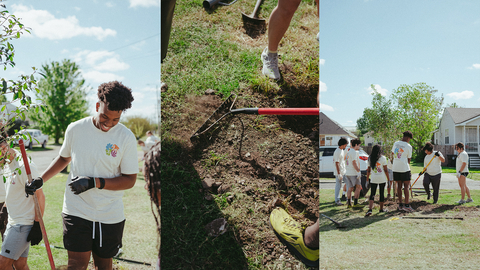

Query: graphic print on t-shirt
<box><xmin>375</xmin><ymin>162</ymin><xmax>382</xmax><ymax>173</ymax></box>
<box><xmin>394</xmin><ymin>147</ymin><xmax>404</xmax><ymax>159</ymax></box>
<box><xmin>106</xmin><ymin>143</ymin><xmax>120</xmax><ymax>157</ymax></box>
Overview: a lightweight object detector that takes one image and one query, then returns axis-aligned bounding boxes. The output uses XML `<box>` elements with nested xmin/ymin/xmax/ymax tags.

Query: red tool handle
<box><xmin>231</xmin><ymin>108</ymin><xmax>319</xmax><ymax>115</ymax></box>
<box><xmin>258</xmin><ymin>108</ymin><xmax>319</xmax><ymax>115</ymax></box>
<box><xmin>19</xmin><ymin>139</ymin><xmax>56</xmax><ymax>270</ymax></box>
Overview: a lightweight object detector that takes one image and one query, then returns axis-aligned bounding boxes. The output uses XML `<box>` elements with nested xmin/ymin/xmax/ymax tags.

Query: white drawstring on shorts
<box><xmin>92</xmin><ymin>221</ymin><xmax>103</xmax><ymax>247</ymax></box>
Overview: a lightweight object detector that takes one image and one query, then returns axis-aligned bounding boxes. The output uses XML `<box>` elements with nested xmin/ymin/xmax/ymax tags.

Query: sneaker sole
<box><xmin>269</xmin><ymin>223</ymin><xmax>319</xmax><ymax>267</ymax></box>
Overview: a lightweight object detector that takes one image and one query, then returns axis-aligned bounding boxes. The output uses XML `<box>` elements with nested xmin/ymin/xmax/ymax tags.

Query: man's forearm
<box><xmin>42</xmin><ymin>155</ymin><xmax>71</xmax><ymax>183</ymax></box>
<box><xmin>94</xmin><ymin>174</ymin><xmax>137</xmax><ymax>191</ymax></box>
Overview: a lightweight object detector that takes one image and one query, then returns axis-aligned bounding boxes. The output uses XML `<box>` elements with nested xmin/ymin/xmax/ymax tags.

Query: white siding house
<box><xmin>319</xmin><ymin>112</ymin><xmax>356</xmax><ymax>146</ymax></box>
<box><xmin>434</xmin><ymin>108</ymin><xmax>480</xmax><ymax>168</ymax></box>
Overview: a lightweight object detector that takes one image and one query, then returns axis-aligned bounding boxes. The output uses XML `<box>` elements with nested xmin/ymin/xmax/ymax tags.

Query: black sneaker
<box><xmin>341</xmin><ymin>194</ymin><xmax>347</xmax><ymax>201</ymax></box>
<box><xmin>365</xmin><ymin>209</ymin><xmax>372</xmax><ymax>217</ymax></box>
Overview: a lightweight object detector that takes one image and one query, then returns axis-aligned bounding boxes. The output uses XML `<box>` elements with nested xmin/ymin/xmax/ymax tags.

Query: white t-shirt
<box><xmin>333</xmin><ymin>148</ymin><xmax>346</xmax><ymax>176</ymax></box>
<box><xmin>145</xmin><ymin>135</ymin><xmax>159</xmax><ymax>150</ymax></box>
<box><xmin>456</xmin><ymin>151</ymin><xmax>469</xmax><ymax>173</ymax></box>
<box><xmin>3</xmin><ymin>150</ymin><xmax>40</xmax><ymax>225</ymax></box>
<box><xmin>0</xmin><ymin>168</ymin><xmax>5</xmax><ymax>203</ymax></box>
<box><xmin>424</xmin><ymin>151</ymin><xmax>444</xmax><ymax>176</ymax></box>
<box><xmin>391</xmin><ymin>140</ymin><xmax>412</xmax><ymax>172</ymax></box>
<box><xmin>369</xmin><ymin>155</ymin><xmax>388</xmax><ymax>184</ymax></box>
<box><xmin>60</xmin><ymin>117</ymin><xmax>139</xmax><ymax>224</ymax></box>
<box><xmin>345</xmin><ymin>149</ymin><xmax>360</xmax><ymax>176</ymax></box>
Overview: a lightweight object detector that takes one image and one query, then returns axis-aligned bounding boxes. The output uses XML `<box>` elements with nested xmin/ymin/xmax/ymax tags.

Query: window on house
<box><xmin>445</xmin><ymin>129</ymin><xmax>449</xmax><ymax>144</ymax></box>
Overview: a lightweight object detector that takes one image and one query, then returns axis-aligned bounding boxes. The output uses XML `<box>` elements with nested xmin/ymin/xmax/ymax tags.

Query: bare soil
<box><xmin>163</xmin><ymin>84</ymin><xmax>319</xmax><ymax>267</ymax></box>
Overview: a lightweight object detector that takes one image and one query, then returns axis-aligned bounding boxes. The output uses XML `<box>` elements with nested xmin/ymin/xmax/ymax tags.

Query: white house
<box><xmin>319</xmin><ymin>112</ymin><xmax>356</xmax><ymax>146</ymax></box>
<box><xmin>434</xmin><ymin>108</ymin><xmax>480</xmax><ymax>168</ymax></box>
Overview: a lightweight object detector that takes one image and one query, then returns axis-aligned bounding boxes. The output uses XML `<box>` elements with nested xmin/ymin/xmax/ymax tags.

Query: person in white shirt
<box><xmin>25</xmin><ymin>81</ymin><xmax>139</xmax><ymax>270</ymax></box>
<box><xmin>145</xmin><ymin>130</ymin><xmax>159</xmax><ymax>150</ymax></box>
<box><xmin>365</xmin><ymin>144</ymin><xmax>390</xmax><ymax>216</ymax></box>
<box><xmin>420</xmin><ymin>142</ymin><xmax>445</xmax><ymax>204</ymax></box>
<box><xmin>455</xmin><ymin>142</ymin><xmax>473</xmax><ymax>204</ymax></box>
<box><xmin>391</xmin><ymin>131</ymin><xmax>414</xmax><ymax>212</ymax></box>
<box><xmin>344</xmin><ymin>138</ymin><xmax>363</xmax><ymax>208</ymax></box>
<box><xmin>0</xmin><ymin>136</ymin><xmax>45</xmax><ymax>269</ymax></box>
<box><xmin>333</xmin><ymin>138</ymin><xmax>348</xmax><ymax>206</ymax></box>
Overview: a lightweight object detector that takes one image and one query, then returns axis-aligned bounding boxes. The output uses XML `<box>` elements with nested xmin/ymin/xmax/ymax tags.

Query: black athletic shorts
<box><xmin>393</xmin><ymin>171</ymin><xmax>411</xmax><ymax>182</ymax></box>
<box><xmin>62</xmin><ymin>213</ymin><xmax>125</xmax><ymax>258</ymax></box>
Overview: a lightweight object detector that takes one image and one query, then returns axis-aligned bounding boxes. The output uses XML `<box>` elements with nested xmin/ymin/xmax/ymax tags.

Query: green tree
<box><xmin>122</xmin><ymin>115</ymin><xmax>155</xmax><ymax>139</ymax></box>
<box><xmin>1</xmin><ymin>1</ymin><xmax>39</xmax><ymax>139</ymax></box>
<box><xmin>357</xmin><ymin>87</ymin><xmax>401</xmax><ymax>154</ymax></box>
<box><xmin>392</xmin><ymin>83</ymin><xmax>443</xmax><ymax>160</ymax></box>
<box><xmin>29</xmin><ymin>59</ymin><xmax>89</xmax><ymax>144</ymax></box>
<box><xmin>359</xmin><ymin>83</ymin><xmax>443</xmax><ymax>161</ymax></box>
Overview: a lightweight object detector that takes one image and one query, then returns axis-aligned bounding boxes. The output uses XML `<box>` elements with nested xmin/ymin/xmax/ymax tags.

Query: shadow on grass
<box><xmin>320</xmin><ymin>207</ymin><xmax>394</xmax><ymax>233</ymax></box>
<box><xmin>161</xmin><ymin>138</ymin><xmax>248</xmax><ymax>270</ymax></box>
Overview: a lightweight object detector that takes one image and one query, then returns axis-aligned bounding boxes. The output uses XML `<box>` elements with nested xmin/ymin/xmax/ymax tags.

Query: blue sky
<box><xmin>5</xmin><ymin>0</ymin><xmax>160</xmax><ymax>122</ymax></box>
<box><xmin>319</xmin><ymin>0</ymin><xmax>480</xmax><ymax>128</ymax></box>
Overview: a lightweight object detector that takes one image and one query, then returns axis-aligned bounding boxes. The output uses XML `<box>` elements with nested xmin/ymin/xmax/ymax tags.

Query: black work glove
<box><xmin>419</xmin><ymin>171</ymin><xmax>424</xmax><ymax>176</ymax></box>
<box><xmin>25</xmin><ymin>177</ymin><xmax>43</xmax><ymax>197</ymax></box>
<box><xmin>435</xmin><ymin>151</ymin><xmax>441</xmax><ymax>157</ymax></box>
<box><xmin>69</xmin><ymin>176</ymin><xmax>95</xmax><ymax>195</ymax></box>
<box><xmin>0</xmin><ymin>205</ymin><xmax>8</xmax><ymax>231</ymax></box>
<box><xmin>27</xmin><ymin>221</ymin><xmax>42</xmax><ymax>246</ymax></box>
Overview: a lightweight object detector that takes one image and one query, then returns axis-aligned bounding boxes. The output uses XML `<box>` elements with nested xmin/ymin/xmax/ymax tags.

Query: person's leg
<box><xmin>334</xmin><ymin>175</ymin><xmax>342</xmax><ymax>203</ymax></box>
<box><xmin>423</xmin><ymin>174</ymin><xmax>431</xmax><ymax>200</ymax></box>
<box><xmin>92</xmin><ymin>253</ymin><xmax>113</xmax><ymax>270</ymax></box>
<box><xmin>268</xmin><ymin>0</ymin><xmax>302</xmax><ymax>52</ymax></box>
<box><xmin>67</xmin><ymin>251</ymin><xmax>91</xmax><ymax>270</ymax></box>
<box><xmin>379</xmin><ymin>183</ymin><xmax>385</xmax><ymax>210</ymax></box>
<box><xmin>432</xmin><ymin>174</ymin><xmax>441</xmax><ymax>203</ymax></box>
<box><xmin>12</xmin><ymin>257</ymin><xmax>29</xmax><ymax>270</ymax></box>
<box><xmin>354</xmin><ymin>184</ymin><xmax>361</xmax><ymax>202</ymax></box>
<box><xmin>396</xmin><ymin>181</ymin><xmax>403</xmax><ymax>205</ymax></box>
<box><xmin>403</xmin><ymin>181</ymin><xmax>410</xmax><ymax>204</ymax></box>
<box><xmin>368</xmin><ymin>183</ymin><xmax>378</xmax><ymax>210</ymax></box>
<box><xmin>458</xmin><ymin>176</ymin><xmax>466</xmax><ymax>200</ymax></box>
<box><xmin>303</xmin><ymin>219</ymin><xmax>319</xmax><ymax>249</ymax></box>
<box><xmin>0</xmin><ymin>255</ymin><xmax>15</xmax><ymax>270</ymax></box>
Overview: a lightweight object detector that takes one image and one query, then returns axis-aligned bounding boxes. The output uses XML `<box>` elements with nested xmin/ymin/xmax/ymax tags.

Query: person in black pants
<box><xmin>420</xmin><ymin>142</ymin><xmax>444</xmax><ymax>204</ymax></box>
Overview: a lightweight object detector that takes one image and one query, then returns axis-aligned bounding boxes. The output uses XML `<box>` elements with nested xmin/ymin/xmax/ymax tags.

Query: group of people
<box><xmin>332</xmin><ymin>131</ymin><xmax>474</xmax><ymax>216</ymax></box>
<box><xmin>0</xmin><ymin>81</ymin><xmax>155</xmax><ymax>270</ymax></box>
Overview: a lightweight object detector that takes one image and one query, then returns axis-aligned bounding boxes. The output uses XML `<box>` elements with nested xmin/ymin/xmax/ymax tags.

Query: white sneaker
<box><xmin>261</xmin><ymin>47</ymin><xmax>280</xmax><ymax>80</ymax></box>
<box><xmin>466</xmin><ymin>198</ymin><xmax>474</xmax><ymax>203</ymax></box>
<box><xmin>457</xmin><ymin>199</ymin><xmax>466</xmax><ymax>204</ymax></box>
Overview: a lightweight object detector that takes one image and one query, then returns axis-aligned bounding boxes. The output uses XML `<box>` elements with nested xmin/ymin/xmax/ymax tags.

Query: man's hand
<box><xmin>356</xmin><ymin>172</ymin><xmax>361</xmax><ymax>180</ymax></box>
<box><xmin>338</xmin><ymin>174</ymin><xmax>343</xmax><ymax>181</ymax></box>
<box><xmin>69</xmin><ymin>176</ymin><xmax>95</xmax><ymax>195</ymax></box>
<box><xmin>456</xmin><ymin>172</ymin><xmax>461</xmax><ymax>178</ymax></box>
<box><xmin>0</xmin><ymin>205</ymin><xmax>8</xmax><ymax>231</ymax></box>
<box><xmin>435</xmin><ymin>151</ymin><xmax>441</xmax><ymax>157</ymax></box>
<box><xmin>27</xmin><ymin>221</ymin><xmax>43</xmax><ymax>246</ymax></box>
<box><xmin>419</xmin><ymin>171</ymin><xmax>424</xmax><ymax>176</ymax></box>
<box><xmin>25</xmin><ymin>177</ymin><xmax>43</xmax><ymax>197</ymax></box>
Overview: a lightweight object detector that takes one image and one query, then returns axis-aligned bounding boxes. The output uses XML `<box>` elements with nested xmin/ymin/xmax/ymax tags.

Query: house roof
<box><xmin>320</xmin><ymin>112</ymin><xmax>356</xmax><ymax>137</ymax></box>
<box><xmin>446</xmin><ymin>108</ymin><xmax>480</xmax><ymax>124</ymax></box>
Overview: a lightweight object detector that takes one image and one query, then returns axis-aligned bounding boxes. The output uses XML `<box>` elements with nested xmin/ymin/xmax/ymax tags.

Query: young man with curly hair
<box><xmin>26</xmin><ymin>81</ymin><xmax>138</xmax><ymax>270</ymax></box>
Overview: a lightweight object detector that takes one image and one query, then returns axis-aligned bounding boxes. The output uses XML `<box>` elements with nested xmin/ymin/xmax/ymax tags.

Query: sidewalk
<box><xmin>320</xmin><ymin>173</ymin><xmax>480</xmax><ymax>190</ymax></box>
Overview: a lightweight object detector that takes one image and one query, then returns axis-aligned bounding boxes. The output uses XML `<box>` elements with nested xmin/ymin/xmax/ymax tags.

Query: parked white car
<box><xmin>319</xmin><ymin>146</ymin><xmax>368</xmax><ymax>177</ymax></box>
<box><xmin>15</xmin><ymin>129</ymin><xmax>49</xmax><ymax>149</ymax></box>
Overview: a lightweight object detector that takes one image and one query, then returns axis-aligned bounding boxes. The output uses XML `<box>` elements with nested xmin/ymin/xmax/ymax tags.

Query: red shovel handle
<box><xmin>258</xmin><ymin>108</ymin><xmax>319</xmax><ymax>115</ymax></box>
<box><xmin>18</xmin><ymin>139</ymin><xmax>56</xmax><ymax>270</ymax></box>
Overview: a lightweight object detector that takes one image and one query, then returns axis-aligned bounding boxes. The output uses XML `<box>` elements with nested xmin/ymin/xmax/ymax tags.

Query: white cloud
<box><xmin>132</xmin><ymin>91</ymin><xmax>145</xmax><ymax>101</ymax></box>
<box><xmin>319</xmin><ymin>103</ymin><xmax>334</xmax><ymax>112</ymax></box>
<box><xmin>129</xmin><ymin>0</ymin><xmax>160</xmax><ymax>8</ymax></box>
<box><xmin>319</xmin><ymin>81</ymin><xmax>327</xmax><ymax>92</ymax></box>
<box><xmin>106</xmin><ymin>2</ymin><xmax>115</xmax><ymax>8</ymax></box>
<box><xmin>74</xmin><ymin>7</ymin><xmax>81</xmax><ymax>11</ymax></box>
<box><xmin>446</xmin><ymin>91</ymin><xmax>474</xmax><ymax>100</ymax></box>
<box><xmin>82</xmin><ymin>70</ymin><xmax>125</xmax><ymax>84</ymax></box>
<box><xmin>74</xmin><ymin>50</ymin><xmax>129</xmax><ymax>72</ymax></box>
<box><xmin>368</xmin><ymin>84</ymin><xmax>388</xmax><ymax>96</ymax></box>
<box><xmin>12</xmin><ymin>4</ymin><xmax>116</xmax><ymax>41</ymax></box>
<box><xmin>319</xmin><ymin>59</ymin><xmax>325</xmax><ymax>65</ymax></box>
<box><xmin>469</xmin><ymin>63</ymin><xmax>480</xmax><ymax>69</ymax></box>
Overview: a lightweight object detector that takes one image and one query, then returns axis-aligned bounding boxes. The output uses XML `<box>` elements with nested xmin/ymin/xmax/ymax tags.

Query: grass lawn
<box><xmin>2</xmin><ymin>169</ymin><xmax>158</xmax><ymax>269</ymax></box>
<box><xmin>320</xmin><ymin>189</ymin><xmax>480</xmax><ymax>270</ymax></box>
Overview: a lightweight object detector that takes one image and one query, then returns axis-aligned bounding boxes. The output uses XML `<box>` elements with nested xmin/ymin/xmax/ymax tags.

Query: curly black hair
<box><xmin>97</xmin><ymin>81</ymin><xmax>134</xmax><ymax>112</ymax></box>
